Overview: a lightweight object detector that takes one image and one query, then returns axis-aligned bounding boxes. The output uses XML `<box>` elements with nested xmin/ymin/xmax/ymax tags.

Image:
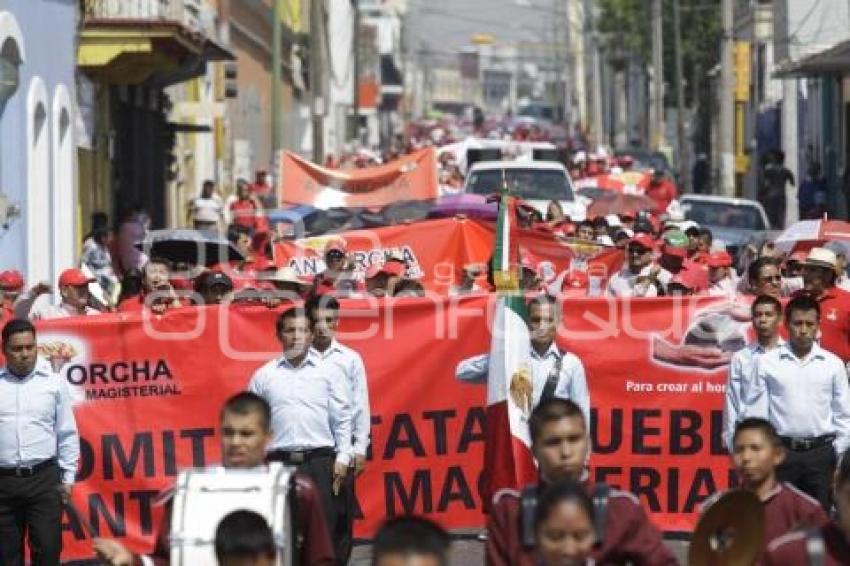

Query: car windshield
<box><xmin>683</xmin><ymin>200</ymin><xmax>767</xmax><ymax>230</ymax></box>
<box><xmin>466</xmin><ymin>169</ymin><xmax>574</xmax><ymax>201</ymax></box>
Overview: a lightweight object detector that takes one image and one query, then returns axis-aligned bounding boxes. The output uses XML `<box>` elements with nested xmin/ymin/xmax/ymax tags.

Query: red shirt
<box><xmin>814</xmin><ymin>288</ymin><xmax>850</xmax><ymax>362</ymax></box>
<box><xmin>230</xmin><ymin>199</ymin><xmax>258</xmax><ymax>230</ymax></box>
<box><xmin>763</xmin><ymin>522</ymin><xmax>850</xmax><ymax>566</ymax></box>
<box><xmin>136</xmin><ymin>473</ymin><xmax>334</xmax><ymax>566</ymax></box>
<box><xmin>485</xmin><ymin>479</ymin><xmax>677</xmax><ymax>566</ymax></box>
<box><xmin>645</xmin><ymin>180</ymin><xmax>678</xmax><ymax>214</ymax></box>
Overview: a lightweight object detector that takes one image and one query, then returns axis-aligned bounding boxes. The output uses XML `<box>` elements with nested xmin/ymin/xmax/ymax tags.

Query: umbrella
<box><xmin>574</xmin><ymin>171</ymin><xmax>651</xmax><ymax>194</ymax></box>
<box><xmin>774</xmin><ymin>219</ymin><xmax>850</xmax><ymax>252</ymax></box>
<box><xmin>586</xmin><ymin>192</ymin><xmax>655</xmax><ymax>219</ymax></box>
<box><xmin>381</xmin><ymin>200</ymin><xmax>435</xmax><ymax>224</ymax></box>
<box><xmin>429</xmin><ymin>194</ymin><xmax>498</xmax><ymax>220</ymax></box>
<box><xmin>135</xmin><ymin>229</ymin><xmax>245</xmax><ymax>266</ymax></box>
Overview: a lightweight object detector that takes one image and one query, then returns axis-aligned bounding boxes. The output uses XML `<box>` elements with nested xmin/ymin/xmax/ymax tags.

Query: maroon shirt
<box><xmin>134</xmin><ymin>473</ymin><xmax>334</xmax><ymax>566</ymax></box>
<box><xmin>701</xmin><ymin>483</ymin><xmax>827</xmax><ymax>562</ymax></box>
<box><xmin>763</xmin><ymin>522</ymin><xmax>850</xmax><ymax>566</ymax></box>
<box><xmin>485</xmin><ymin>479</ymin><xmax>677</xmax><ymax>566</ymax></box>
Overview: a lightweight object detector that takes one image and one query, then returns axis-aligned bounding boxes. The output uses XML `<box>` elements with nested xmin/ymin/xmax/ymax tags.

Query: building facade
<box><xmin>0</xmin><ymin>1</ymin><xmax>77</xmax><ymax>284</ymax></box>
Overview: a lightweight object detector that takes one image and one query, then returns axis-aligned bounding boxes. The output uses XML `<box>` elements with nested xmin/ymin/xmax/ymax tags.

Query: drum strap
<box><xmin>291</xmin><ymin>480</ymin><xmax>303</xmax><ymax>565</ymax></box>
<box><xmin>540</xmin><ymin>354</ymin><xmax>564</xmax><ymax>403</ymax></box>
<box><xmin>805</xmin><ymin>528</ymin><xmax>825</xmax><ymax>566</ymax></box>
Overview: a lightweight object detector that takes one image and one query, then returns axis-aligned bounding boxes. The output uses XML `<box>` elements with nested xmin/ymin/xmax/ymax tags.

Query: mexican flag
<box><xmin>483</xmin><ymin>194</ymin><xmax>538</xmax><ymax>505</ymax></box>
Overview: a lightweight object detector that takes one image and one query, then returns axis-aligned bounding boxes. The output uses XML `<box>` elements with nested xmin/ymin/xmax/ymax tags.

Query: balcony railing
<box><xmin>81</xmin><ymin>0</ymin><xmax>209</xmax><ymax>36</ymax></box>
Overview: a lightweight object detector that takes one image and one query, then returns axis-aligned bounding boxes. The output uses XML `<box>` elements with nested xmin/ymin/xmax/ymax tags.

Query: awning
<box><xmin>773</xmin><ymin>39</ymin><xmax>850</xmax><ymax>78</ymax></box>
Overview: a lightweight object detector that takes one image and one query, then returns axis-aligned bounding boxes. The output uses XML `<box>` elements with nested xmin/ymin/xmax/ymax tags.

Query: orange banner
<box><xmin>273</xmin><ymin>218</ymin><xmax>623</xmax><ymax>295</ymax></box>
<box><xmin>278</xmin><ymin>149</ymin><xmax>439</xmax><ymax>208</ymax></box>
<box><xmin>20</xmin><ymin>295</ymin><xmax>743</xmax><ymax>561</ymax></box>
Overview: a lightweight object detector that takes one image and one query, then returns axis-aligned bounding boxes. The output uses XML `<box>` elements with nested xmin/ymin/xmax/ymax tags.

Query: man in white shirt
<box><xmin>707</xmin><ymin>251</ymin><xmax>738</xmax><ymax>297</ymax></box>
<box><xmin>722</xmin><ymin>294</ymin><xmax>783</xmax><ymax>451</ymax></box>
<box><xmin>455</xmin><ymin>294</ymin><xmax>591</xmax><ymax>420</ymax></box>
<box><xmin>307</xmin><ymin>295</ymin><xmax>369</xmax><ymax>566</ymax></box>
<box><xmin>742</xmin><ymin>294</ymin><xmax>850</xmax><ymax>509</ymax></box>
<box><xmin>606</xmin><ymin>234</ymin><xmax>659</xmax><ymax>297</ymax></box>
<box><xmin>248</xmin><ymin>308</ymin><xmax>352</xmax><ymax>534</ymax></box>
<box><xmin>22</xmin><ymin>268</ymin><xmax>100</xmax><ymax>320</ymax></box>
<box><xmin>0</xmin><ymin>319</ymin><xmax>79</xmax><ymax>564</ymax></box>
<box><xmin>188</xmin><ymin>180</ymin><xmax>224</xmax><ymax>231</ymax></box>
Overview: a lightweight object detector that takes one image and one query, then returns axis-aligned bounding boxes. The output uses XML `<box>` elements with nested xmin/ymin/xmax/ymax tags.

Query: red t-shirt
<box><xmin>229</xmin><ymin>199</ymin><xmax>257</xmax><ymax>229</ymax></box>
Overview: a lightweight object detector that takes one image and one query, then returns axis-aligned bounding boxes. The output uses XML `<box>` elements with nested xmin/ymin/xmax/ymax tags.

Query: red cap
<box><xmin>326</xmin><ymin>237</ymin><xmax>348</xmax><ymax>254</ymax></box>
<box><xmin>662</xmin><ymin>243</ymin><xmax>688</xmax><ymax>258</ymax></box>
<box><xmin>366</xmin><ymin>261</ymin><xmax>405</xmax><ymax>279</ymax></box>
<box><xmin>0</xmin><ymin>270</ymin><xmax>24</xmax><ymax>291</ymax></box>
<box><xmin>58</xmin><ymin>268</ymin><xmax>95</xmax><ymax>287</ymax></box>
<box><xmin>627</xmin><ymin>234</ymin><xmax>655</xmax><ymax>251</ymax></box>
<box><xmin>706</xmin><ymin>251</ymin><xmax>733</xmax><ymax>268</ymax></box>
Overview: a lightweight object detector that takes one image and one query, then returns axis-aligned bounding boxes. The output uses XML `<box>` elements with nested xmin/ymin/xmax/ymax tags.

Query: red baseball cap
<box><xmin>662</xmin><ymin>244</ymin><xmax>688</xmax><ymax>258</ymax></box>
<box><xmin>366</xmin><ymin>261</ymin><xmax>405</xmax><ymax>279</ymax></box>
<box><xmin>58</xmin><ymin>268</ymin><xmax>95</xmax><ymax>287</ymax></box>
<box><xmin>0</xmin><ymin>270</ymin><xmax>24</xmax><ymax>291</ymax></box>
<box><xmin>325</xmin><ymin>237</ymin><xmax>348</xmax><ymax>254</ymax></box>
<box><xmin>706</xmin><ymin>251</ymin><xmax>733</xmax><ymax>268</ymax></box>
<box><xmin>627</xmin><ymin>234</ymin><xmax>655</xmax><ymax>251</ymax></box>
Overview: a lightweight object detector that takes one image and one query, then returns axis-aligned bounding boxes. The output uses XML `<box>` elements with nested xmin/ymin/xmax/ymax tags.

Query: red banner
<box><xmin>273</xmin><ymin>218</ymin><xmax>623</xmax><ymax>295</ymax></box>
<box><xmin>278</xmin><ymin>149</ymin><xmax>439</xmax><ymax>209</ymax></box>
<box><xmin>24</xmin><ymin>295</ymin><xmax>741</xmax><ymax>561</ymax></box>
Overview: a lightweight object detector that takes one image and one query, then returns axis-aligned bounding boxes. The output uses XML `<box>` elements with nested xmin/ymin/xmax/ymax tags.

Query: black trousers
<box><xmin>267</xmin><ymin>453</ymin><xmax>336</xmax><ymax>536</ymax></box>
<box><xmin>333</xmin><ymin>473</ymin><xmax>355</xmax><ymax>566</ymax></box>
<box><xmin>777</xmin><ymin>443</ymin><xmax>836</xmax><ymax>511</ymax></box>
<box><xmin>0</xmin><ymin>462</ymin><xmax>62</xmax><ymax>566</ymax></box>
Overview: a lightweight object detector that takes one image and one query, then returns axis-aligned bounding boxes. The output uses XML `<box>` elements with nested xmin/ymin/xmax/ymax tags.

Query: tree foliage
<box><xmin>596</xmin><ymin>0</ymin><xmax>721</xmax><ymax>103</ymax></box>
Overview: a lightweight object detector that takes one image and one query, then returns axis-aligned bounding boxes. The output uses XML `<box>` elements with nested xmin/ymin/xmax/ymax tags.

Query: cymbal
<box><xmin>689</xmin><ymin>489</ymin><xmax>765</xmax><ymax>566</ymax></box>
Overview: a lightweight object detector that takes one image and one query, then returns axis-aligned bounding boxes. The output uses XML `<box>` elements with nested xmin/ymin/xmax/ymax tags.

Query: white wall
<box><xmin>51</xmin><ymin>84</ymin><xmax>75</xmax><ymax>284</ymax></box>
<box><xmin>26</xmin><ymin>76</ymin><xmax>50</xmax><ymax>284</ymax></box>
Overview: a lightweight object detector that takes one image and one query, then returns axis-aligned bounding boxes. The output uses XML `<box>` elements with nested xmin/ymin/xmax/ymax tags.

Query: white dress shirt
<box><xmin>742</xmin><ymin>343</ymin><xmax>850</xmax><ymax>454</ymax></box>
<box><xmin>455</xmin><ymin>342</ymin><xmax>591</xmax><ymax>421</ymax></box>
<box><xmin>315</xmin><ymin>339</ymin><xmax>370</xmax><ymax>458</ymax></box>
<box><xmin>0</xmin><ymin>358</ymin><xmax>80</xmax><ymax>483</ymax></box>
<box><xmin>708</xmin><ymin>275</ymin><xmax>739</xmax><ymax>298</ymax></box>
<box><xmin>248</xmin><ymin>349</ymin><xmax>353</xmax><ymax>466</ymax></box>
<box><xmin>606</xmin><ymin>266</ymin><xmax>658</xmax><ymax>297</ymax></box>
<box><xmin>722</xmin><ymin>339</ymin><xmax>782</xmax><ymax>451</ymax></box>
<box><xmin>29</xmin><ymin>302</ymin><xmax>99</xmax><ymax>320</ymax></box>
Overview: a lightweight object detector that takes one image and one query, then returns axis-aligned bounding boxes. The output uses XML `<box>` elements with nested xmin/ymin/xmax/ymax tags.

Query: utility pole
<box><xmin>271</xmin><ymin>0</ymin><xmax>282</xmax><ymax>156</ymax></box>
<box><xmin>352</xmin><ymin>0</ymin><xmax>360</xmax><ymax>145</ymax></box>
<box><xmin>673</xmin><ymin>0</ymin><xmax>688</xmax><ymax>190</ymax></box>
<box><xmin>310</xmin><ymin>0</ymin><xmax>325</xmax><ymax>162</ymax></box>
<box><xmin>584</xmin><ymin>0</ymin><xmax>603</xmax><ymax>147</ymax></box>
<box><xmin>650</xmin><ymin>0</ymin><xmax>664</xmax><ymax>150</ymax></box>
<box><xmin>718</xmin><ymin>0</ymin><xmax>735</xmax><ymax>196</ymax></box>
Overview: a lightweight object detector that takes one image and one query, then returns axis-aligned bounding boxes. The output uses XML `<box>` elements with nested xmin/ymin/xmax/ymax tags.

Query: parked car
<box><xmin>463</xmin><ymin>159</ymin><xmax>585</xmax><ymax>220</ymax></box>
<box><xmin>680</xmin><ymin>194</ymin><xmax>771</xmax><ymax>261</ymax></box>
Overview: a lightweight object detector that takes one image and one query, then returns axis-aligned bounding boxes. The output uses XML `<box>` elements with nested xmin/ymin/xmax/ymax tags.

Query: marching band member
<box><xmin>763</xmin><ymin>447</ymin><xmax>850</xmax><ymax>565</ymax></box>
<box><xmin>532</xmin><ymin>481</ymin><xmax>598</xmax><ymax>566</ymax></box>
<box><xmin>702</xmin><ymin>418</ymin><xmax>826</xmax><ymax>559</ymax></box>
<box><xmin>93</xmin><ymin>393</ymin><xmax>334</xmax><ymax>565</ymax></box>
<box><xmin>485</xmin><ymin>398</ymin><xmax>676</xmax><ymax>566</ymax></box>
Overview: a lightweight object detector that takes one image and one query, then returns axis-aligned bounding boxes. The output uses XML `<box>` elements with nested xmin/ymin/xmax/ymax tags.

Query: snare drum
<box><xmin>169</xmin><ymin>463</ymin><xmax>296</xmax><ymax>566</ymax></box>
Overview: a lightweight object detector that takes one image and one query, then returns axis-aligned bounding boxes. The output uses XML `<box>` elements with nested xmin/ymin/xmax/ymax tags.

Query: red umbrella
<box><xmin>774</xmin><ymin>219</ymin><xmax>850</xmax><ymax>252</ymax></box>
<box><xmin>586</xmin><ymin>192</ymin><xmax>655</xmax><ymax>219</ymax></box>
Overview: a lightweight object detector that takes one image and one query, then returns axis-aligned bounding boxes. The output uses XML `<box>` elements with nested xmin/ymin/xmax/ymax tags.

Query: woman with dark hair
<box><xmin>534</xmin><ymin>481</ymin><xmax>598</xmax><ymax>566</ymax></box>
